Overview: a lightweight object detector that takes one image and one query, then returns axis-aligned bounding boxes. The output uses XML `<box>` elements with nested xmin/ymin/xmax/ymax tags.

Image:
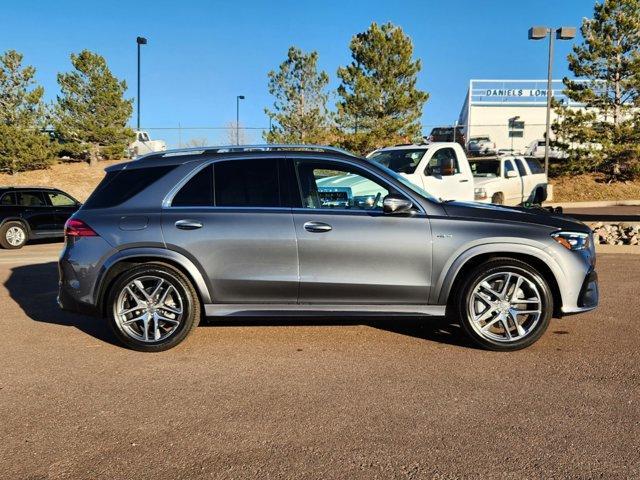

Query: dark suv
<box><xmin>0</xmin><ymin>187</ymin><xmax>81</xmax><ymax>249</ymax></box>
<box><xmin>58</xmin><ymin>145</ymin><xmax>598</xmax><ymax>352</ymax></box>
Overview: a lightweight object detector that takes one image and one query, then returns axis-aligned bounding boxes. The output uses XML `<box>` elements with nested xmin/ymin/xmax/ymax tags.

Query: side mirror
<box><xmin>383</xmin><ymin>194</ymin><xmax>413</xmax><ymax>214</ymax></box>
<box><xmin>506</xmin><ymin>170</ymin><xmax>518</xmax><ymax>178</ymax></box>
<box><xmin>440</xmin><ymin>157</ymin><xmax>456</xmax><ymax>176</ymax></box>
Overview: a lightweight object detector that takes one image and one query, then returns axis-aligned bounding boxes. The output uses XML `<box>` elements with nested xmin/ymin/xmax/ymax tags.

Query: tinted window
<box><xmin>172</xmin><ymin>165</ymin><xmax>214</xmax><ymax>206</ymax></box>
<box><xmin>47</xmin><ymin>191</ymin><xmax>76</xmax><ymax>206</ymax></box>
<box><xmin>470</xmin><ymin>160</ymin><xmax>500</xmax><ymax>177</ymax></box>
<box><xmin>515</xmin><ymin>159</ymin><xmax>528</xmax><ymax>176</ymax></box>
<box><xmin>214</xmin><ymin>159</ymin><xmax>280</xmax><ymax>207</ymax></box>
<box><xmin>0</xmin><ymin>193</ymin><xmax>15</xmax><ymax>206</ymax></box>
<box><xmin>17</xmin><ymin>192</ymin><xmax>46</xmax><ymax>207</ymax></box>
<box><xmin>526</xmin><ymin>158</ymin><xmax>544</xmax><ymax>174</ymax></box>
<box><xmin>295</xmin><ymin>160</ymin><xmax>392</xmax><ymax>211</ymax></box>
<box><xmin>426</xmin><ymin>148</ymin><xmax>460</xmax><ymax>175</ymax></box>
<box><xmin>504</xmin><ymin>160</ymin><xmax>515</xmax><ymax>177</ymax></box>
<box><xmin>84</xmin><ymin>165</ymin><xmax>175</xmax><ymax>209</ymax></box>
<box><xmin>369</xmin><ymin>149</ymin><xmax>425</xmax><ymax>174</ymax></box>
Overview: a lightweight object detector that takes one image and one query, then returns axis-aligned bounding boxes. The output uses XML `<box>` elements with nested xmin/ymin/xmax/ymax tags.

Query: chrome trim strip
<box><xmin>205</xmin><ymin>304</ymin><xmax>446</xmax><ymax>317</ymax></box>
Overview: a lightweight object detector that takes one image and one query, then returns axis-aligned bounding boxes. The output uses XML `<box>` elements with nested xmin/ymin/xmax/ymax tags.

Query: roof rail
<box><xmin>157</xmin><ymin>144</ymin><xmax>358</xmax><ymax>159</ymax></box>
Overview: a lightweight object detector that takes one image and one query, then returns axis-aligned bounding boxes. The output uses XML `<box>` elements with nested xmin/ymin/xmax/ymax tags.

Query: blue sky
<box><xmin>2</xmin><ymin>0</ymin><xmax>595</xmax><ymax>146</ymax></box>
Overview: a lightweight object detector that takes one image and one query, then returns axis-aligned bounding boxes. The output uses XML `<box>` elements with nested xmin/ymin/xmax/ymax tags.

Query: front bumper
<box><xmin>561</xmin><ymin>268</ymin><xmax>599</xmax><ymax>315</ymax></box>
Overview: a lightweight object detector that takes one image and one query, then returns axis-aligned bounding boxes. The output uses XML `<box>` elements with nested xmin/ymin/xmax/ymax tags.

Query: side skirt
<box><xmin>204</xmin><ymin>304</ymin><xmax>446</xmax><ymax>317</ymax></box>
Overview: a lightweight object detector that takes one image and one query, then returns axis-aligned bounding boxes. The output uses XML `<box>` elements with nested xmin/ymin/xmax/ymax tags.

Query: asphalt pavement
<box><xmin>0</xmin><ymin>242</ymin><xmax>638</xmax><ymax>479</ymax></box>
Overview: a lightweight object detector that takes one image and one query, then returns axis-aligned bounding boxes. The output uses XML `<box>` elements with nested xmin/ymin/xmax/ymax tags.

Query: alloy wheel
<box><xmin>113</xmin><ymin>275</ymin><xmax>184</xmax><ymax>343</ymax></box>
<box><xmin>467</xmin><ymin>271</ymin><xmax>542</xmax><ymax>343</ymax></box>
<box><xmin>6</xmin><ymin>226</ymin><xmax>25</xmax><ymax>247</ymax></box>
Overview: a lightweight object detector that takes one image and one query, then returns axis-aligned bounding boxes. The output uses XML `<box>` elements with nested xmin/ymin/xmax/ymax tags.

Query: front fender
<box><xmin>432</xmin><ymin>240</ymin><xmax>567</xmax><ymax>306</ymax></box>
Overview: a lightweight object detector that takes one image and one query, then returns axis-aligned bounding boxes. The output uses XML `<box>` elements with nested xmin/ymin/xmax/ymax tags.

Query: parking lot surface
<box><xmin>1</xmin><ymin>242</ymin><xmax>639</xmax><ymax>479</ymax></box>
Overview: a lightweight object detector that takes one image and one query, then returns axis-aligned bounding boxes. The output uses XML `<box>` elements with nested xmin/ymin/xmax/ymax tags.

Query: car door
<box><xmin>161</xmin><ymin>158</ymin><xmax>299</xmax><ymax>304</ymax></box>
<box><xmin>16</xmin><ymin>191</ymin><xmax>56</xmax><ymax>234</ymax></box>
<box><xmin>290</xmin><ymin>157</ymin><xmax>432</xmax><ymax>305</ymax></box>
<box><xmin>513</xmin><ymin>158</ymin><xmax>531</xmax><ymax>203</ymax></box>
<box><xmin>421</xmin><ymin>147</ymin><xmax>471</xmax><ymax>201</ymax></box>
<box><xmin>502</xmin><ymin>160</ymin><xmax>523</xmax><ymax>205</ymax></box>
<box><xmin>45</xmin><ymin>190</ymin><xmax>79</xmax><ymax>231</ymax></box>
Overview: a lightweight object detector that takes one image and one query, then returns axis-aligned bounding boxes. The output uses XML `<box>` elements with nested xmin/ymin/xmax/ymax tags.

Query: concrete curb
<box><xmin>544</xmin><ymin>199</ymin><xmax>640</xmax><ymax>208</ymax></box>
<box><xmin>595</xmin><ymin>244</ymin><xmax>640</xmax><ymax>254</ymax></box>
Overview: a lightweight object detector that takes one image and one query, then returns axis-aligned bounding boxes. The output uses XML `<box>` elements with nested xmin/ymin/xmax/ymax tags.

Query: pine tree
<box><xmin>0</xmin><ymin>50</ymin><xmax>54</xmax><ymax>173</ymax></box>
<box><xmin>553</xmin><ymin>0</ymin><xmax>640</xmax><ymax>180</ymax></box>
<box><xmin>53</xmin><ymin>50</ymin><xmax>134</xmax><ymax>166</ymax></box>
<box><xmin>335</xmin><ymin>22</ymin><xmax>429</xmax><ymax>155</ymax></box>
<box><xmin>264</xmin><ymin>47</ymin><xmax>330</xmax><ymax>144</ymax></box>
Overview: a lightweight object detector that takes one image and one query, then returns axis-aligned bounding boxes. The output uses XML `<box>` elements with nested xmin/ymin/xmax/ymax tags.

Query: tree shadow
<box><xmin>6</xmin><ymin>261</ymin><xmax>475</xmax><ymax>349</ymax></box>
<box><xmin>5</xmin><ymin>261</ymin><xmax>119</xmax><ymax>346</ymax></box>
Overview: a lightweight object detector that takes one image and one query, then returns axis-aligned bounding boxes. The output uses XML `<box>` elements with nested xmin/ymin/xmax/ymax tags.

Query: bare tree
<box><xmin>184</xmin><ymin>137</ymin><xmax>209</xmax><ymax>147</ymax></box>
<box><xmin>225</xmin><ymin>121</ymin><xmax>252</xmax><ymax>145</ymax></box>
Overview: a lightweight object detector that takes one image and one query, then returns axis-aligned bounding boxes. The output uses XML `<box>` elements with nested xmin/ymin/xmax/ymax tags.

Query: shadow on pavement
<box><xmin>5</xmin><ymin>261</ymin><xmax>118</xmax><ymax>346</ymax></box>
<box><xmin>6</xmin><ymin>261</ymin><xmax>475</xmax><ymax>349</ymax></box>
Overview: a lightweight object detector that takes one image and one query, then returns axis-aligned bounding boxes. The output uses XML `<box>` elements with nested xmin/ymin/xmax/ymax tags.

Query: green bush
<box><xmin>0</xmin><ymin>125</ymin><xmax>55</xmax><ymax>174</ymax></box>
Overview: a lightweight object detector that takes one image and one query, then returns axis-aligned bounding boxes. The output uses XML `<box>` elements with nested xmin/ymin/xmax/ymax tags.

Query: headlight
<box><xmin>551</xmin><ymin>231</ymin><xmax>590</xmax><ymax>251</ymax></box>
<box><xmin>474</xmin><ymin>187</ymin><xmax>487</xmax><ymax>200</ymax></box>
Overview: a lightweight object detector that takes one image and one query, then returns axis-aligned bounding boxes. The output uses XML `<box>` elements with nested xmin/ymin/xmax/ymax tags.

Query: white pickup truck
<box><xmin>128</xmin><ymin>130</ymin><xmax>166</xmax><ymax>158</ymax></box>
<box><xmin>367</xmin><ymin>143</ymin><xmax>475</xmax><ymax>201</ymax></box>
<box><xmin>470</xmin><ymin>156</ymin><xmax>548</xmax><ymax>205</ymax></box>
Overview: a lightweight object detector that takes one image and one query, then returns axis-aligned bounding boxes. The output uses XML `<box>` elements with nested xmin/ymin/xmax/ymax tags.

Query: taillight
<box><xmin>64</xmin><ymin>219</ymin><xmax>98</xmax><ymax>237</ymax></box>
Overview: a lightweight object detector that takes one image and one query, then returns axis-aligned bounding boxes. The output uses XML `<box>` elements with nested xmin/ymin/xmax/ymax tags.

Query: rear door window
<box><xmin>172</xmin><ymin>165</ymin><xmax>214</xmax><ymax>207</ymax></box>
<box><xmin>214</xmin><ymin>159</ymin><xmax>281</xmax><ymax>207</ymax></box>
<box><xmin>17</xmin><ymin>191</ymin><xmax>46</xmax><ymax>207</ymax></box>
<box><xmin>526</xmin><ymin>158</ymin><xmax>544</xmax><ymax>174</ymax></box>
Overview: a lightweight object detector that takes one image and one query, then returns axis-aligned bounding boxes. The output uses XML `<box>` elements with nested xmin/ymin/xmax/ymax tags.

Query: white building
<box><xmin>458</xmin><ymin>79</ymin><xmax>581</xmax><ymax>152</ymax></box>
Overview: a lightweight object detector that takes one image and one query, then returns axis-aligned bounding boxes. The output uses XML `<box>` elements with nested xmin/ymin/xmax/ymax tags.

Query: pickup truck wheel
<box><xmin>491</xmin><ymin>193</ymin><xmax>504</xmax><ymax>205</ymax></box>
<box><xmin>0</xmin><ymin>221</ymin><xmax>28</xmax><ymax>249</ymax></box>
<box><xmin>456</xmin><ymin>258</ymin><xmax>553</xmax><ymax>351</ymax></box>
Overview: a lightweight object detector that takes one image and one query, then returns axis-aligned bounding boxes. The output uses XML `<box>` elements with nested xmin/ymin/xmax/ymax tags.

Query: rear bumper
<box><xmin>57</xmin><ymin>287</ymin><xmax>100</xmax><ymax>317</ymax></box>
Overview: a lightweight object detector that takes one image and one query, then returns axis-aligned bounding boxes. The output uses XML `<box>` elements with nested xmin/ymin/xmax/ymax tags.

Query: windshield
<box><xmin>368</xmin><ymin>160</ymin><xmax>439</xmax><ymax>202</ymax></box>
<box><xmin>470</xmin><ymin>137</ymin><xmax>489</xmax><ymax>143</ymax></box>
<box><xmin>368</xmin><ymin>149</ymin><xmax>425</xmax><ymax>174</ymax></box>
<box><xmin>470</xmin><ymin>160</ymin><xmax>500</xmax><ymax>177</ymax></box>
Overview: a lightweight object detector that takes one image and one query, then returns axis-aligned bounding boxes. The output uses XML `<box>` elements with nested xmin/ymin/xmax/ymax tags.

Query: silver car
<box><xmin>58</xmin><ymin>145</ymin><xmax>598</xmax><ymax>352</ymax></box>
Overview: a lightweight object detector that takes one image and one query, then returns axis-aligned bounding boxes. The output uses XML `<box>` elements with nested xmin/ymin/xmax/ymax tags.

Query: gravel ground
<box><xmin>0</xmin><ymin>243</ymin><xmax>638</xmax><ymax>479</ymax></box>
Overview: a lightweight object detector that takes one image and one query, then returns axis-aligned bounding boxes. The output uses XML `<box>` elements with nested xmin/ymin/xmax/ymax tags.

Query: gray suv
<box><xmin>58</xmin><ymin>145</ymin><xmax>598</xmax><ymax>352</ymax></box>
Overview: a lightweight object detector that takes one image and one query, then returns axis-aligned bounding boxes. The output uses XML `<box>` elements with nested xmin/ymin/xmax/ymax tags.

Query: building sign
<box><xmin>484</xmin><ymin>89</ymin><xmax>549</xmax><ymax>98</ymax></box>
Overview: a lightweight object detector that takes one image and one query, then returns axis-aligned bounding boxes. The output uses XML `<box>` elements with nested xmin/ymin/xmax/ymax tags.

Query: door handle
<box><xmin>303</xmin><ymin>221</ymin><xmax>332</xmax><ymax>233</ymax></box>
<box><xmin>175</xmin><ymin>219</ymin><xmax>203</xmax><ymax>230</ymax></box>
<box><xmin>459</xmin><ymin>179</ymin><xmax>469</xmax><ymax>183</ymax></box>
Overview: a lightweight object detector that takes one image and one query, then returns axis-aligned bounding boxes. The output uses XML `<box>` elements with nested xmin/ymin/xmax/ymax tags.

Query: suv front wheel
<box><xmin>456</xmin><ymin>258</ymin><xmax>552</xmax><ymax>351</ymax></box>
<box><xmin>107</xmin><ymin>263</ymin><xmax>201</xmax><ymax>352</ymax></box>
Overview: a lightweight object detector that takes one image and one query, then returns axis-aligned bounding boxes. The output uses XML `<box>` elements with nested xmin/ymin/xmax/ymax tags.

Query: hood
<box><xmin>441</xmin><ymin>201</ymin><xmax>591</xmax><ymax>233</ymax></box>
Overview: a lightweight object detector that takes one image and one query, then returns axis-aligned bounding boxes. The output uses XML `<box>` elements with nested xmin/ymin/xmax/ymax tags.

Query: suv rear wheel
<box><xmin>0</xmin><ymin>221</ymin><xmax>27</xmax><ymax>249</ymax></box>
<box><xmin>455</xmin><ymin>258</ymin><xmax>552</xmax><ymax>351</ymax></box>
<box><xmin>107</xmin><ymin>263</ymin><xmax>200</xmax><ymax>352</ymax></box>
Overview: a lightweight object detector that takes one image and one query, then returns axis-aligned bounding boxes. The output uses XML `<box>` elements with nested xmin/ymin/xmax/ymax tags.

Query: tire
<box><xmin>0</xmin><ymin>221</ymin><xmax>28</xmax><ymax>249</ymax></box>
<box><xmin>454</xmin><ymin>258</ymin><xmax>553</xmax><ymax>351</ymax></box>
<box><xmin>107</xmin><ymin>263</ymin><xmax>201</xmax><ymax>352</ymax></box>
<box><xmin>491</xmin><ymin>192</ymin><xmax>504</xmax><ymax>205</ymax></box>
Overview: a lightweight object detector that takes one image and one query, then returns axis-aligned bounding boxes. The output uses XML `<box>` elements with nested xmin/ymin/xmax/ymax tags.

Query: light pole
<box><xmin>528</xmin><ymin>26</ymin><xmax>575</xmax><ymax>175</ymax></box>
<box><xmin>509</xmin><ymin>115</ymin><xmax>520</xmax><ymax>152</ymax></box>
<box><xmin>136</xmin><ymin>36</ymin><xmax>147</xmax><ymax>131</ymax></box>
<box><xmin>236</xmin><ymin>95</ymin><xmax>245</xmax><ymax>145</ymax></box>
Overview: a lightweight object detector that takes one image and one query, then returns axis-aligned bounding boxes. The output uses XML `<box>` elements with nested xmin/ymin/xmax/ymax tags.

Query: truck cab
<box><xmin>367</xmin><ymin>142</ymin><xmax>475</xmax><ymax>201</ymax></box>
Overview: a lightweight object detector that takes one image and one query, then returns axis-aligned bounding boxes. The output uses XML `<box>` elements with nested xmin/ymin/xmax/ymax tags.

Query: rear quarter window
<box><xmin>526</xmin><ymin>158</ymin><xmax>545</xmax><ymax>174</ymax></box>
<box><xmin>83</xmin><ymin>165</ymin><xmax>175</xmax><ymax>209</ymax></box>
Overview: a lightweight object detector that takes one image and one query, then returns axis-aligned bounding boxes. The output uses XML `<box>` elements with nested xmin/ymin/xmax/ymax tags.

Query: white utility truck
<box><xmin>470</xmin><ymin>156</ymin><xmax>548</xmax><ymax>205</ymax></box>
<box><xmin>128</xmin><ymin>130</ymin><xmax>167</xmax><ymax>158</ymax></box>
<box><xmin>367</xmin><ymin>142</ymin><xmax>475</xmax><ymax>201</ymax></box>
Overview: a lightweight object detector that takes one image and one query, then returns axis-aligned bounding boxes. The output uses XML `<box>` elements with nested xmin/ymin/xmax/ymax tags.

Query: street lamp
<box><xmin>509</xmin><ymin>115</ymin><xmax>520</xmax><ymax>152</ymax></box>
<box><xmin>136</xmin><ymin>36</ymin><xmax>148</xmax><ymax>131</ymax></box>
<box><xmin>236</xmin><ymin>95</ymin><xmax>245</xmax><ymax>145</ymax></box>
<box><xmin>528</xmin><ymin>26</ymin><xmax>575</xmax><ymax>175</ymax></box>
